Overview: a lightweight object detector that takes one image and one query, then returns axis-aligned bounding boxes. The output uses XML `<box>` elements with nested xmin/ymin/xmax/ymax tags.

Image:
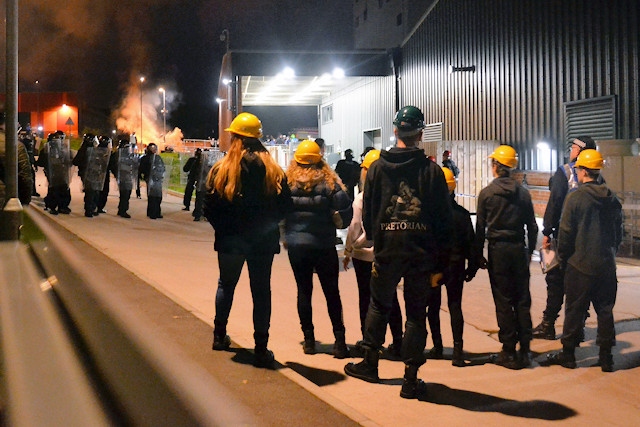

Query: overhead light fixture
<box><xmin>449</xmin><ymin>65</ymin><xmax>476</xmax><ymax>73</ymax></box>
<box><xmin>332</xmin><ymin>67</ymin><xmax>345</xmax><ymax>79</ymax></box>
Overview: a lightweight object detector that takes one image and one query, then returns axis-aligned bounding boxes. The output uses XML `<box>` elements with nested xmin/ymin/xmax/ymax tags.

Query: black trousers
<box><xmin>542</xmin><ymin>267</ymin><xmax>565</xmax><ymax>322</ymax></box>
<box><xmin>183</xmin><ymin>178</ymin><xmax>196</xmax><ymax>208</ymax></box>
<box><xmin>364</xmin><ymin>258</ymin><xmax>432</xmax><ymax>367</ymax></box>
<box><xmin>428</xmin><ymin>260</ymin><xmax>465</xmax><ymax>345</ymax></box>
<box><xmin>118</xmin><ymin>186</ymin><xmax>132</xmax><ymax>215</ymax></box>
<box><xmin>487</xmin><ymin>241</ymin><xmax>532</xmax><ymax>351</ymax></box>
<box><xmin>214</xmin><ymin>252</ymin><xmax>275</xmax><ymax>349</ymax></box>
<box><xmin>561</xmin><ymin>264</ymin><xmax>617</xmax><ymax>349</ymax></box>
<box><xmin>353</xmin><ymin>257</ymin><xmax>402</xmax><ymax>342</ymax></box>
<box><xmin>288</xmin><ymin>247</ymin><xmax>345</xmax><ymax>335</ymax></box>
<box><xmin>147</xmin><ymin>195</ymin><xmax>162</xmax><ymax>218</ymax></box>
<box><xmin>84</xmin><ymin>188</ymin><xmax>99</xmax><ymax>215</ymax></box>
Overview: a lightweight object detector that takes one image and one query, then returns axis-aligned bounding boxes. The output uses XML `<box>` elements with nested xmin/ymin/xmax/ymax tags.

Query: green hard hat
<box><xmin>393</xmin><ymin>105</ymin><xmax>425</xmax><ymax>133</ymax></box>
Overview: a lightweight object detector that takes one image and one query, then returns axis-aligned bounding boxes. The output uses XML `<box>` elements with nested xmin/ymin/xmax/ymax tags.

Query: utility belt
<box><xmin>488</xmin><ymin>236</ymin><xmax>523</xmax><ymax>245</ymax></box>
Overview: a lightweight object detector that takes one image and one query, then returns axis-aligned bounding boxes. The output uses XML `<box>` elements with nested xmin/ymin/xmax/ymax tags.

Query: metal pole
<box><xmin>1</xmin><ymin>0</ymin><xmax>22</xmax><ymax>241</ymax></box>
<box><xmin>139</xmin><ymin>76</ymin><xmax>145</xmax><ymax>144</ymax></box>
<box><xmin>159</xmin><ymin>88</ymin><xmax>166</xmax><ymax>145</ymax></box>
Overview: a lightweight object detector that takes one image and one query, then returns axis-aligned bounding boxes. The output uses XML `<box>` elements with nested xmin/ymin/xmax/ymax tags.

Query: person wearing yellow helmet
<box><xmin>533</xmin><ymin>136</ymin><xmax>599</xmax><ymax>341</ymax></box>
<box><xmin>541</xmin><ymin>148</ymin><xmax>622</xmax><ymax>372</ymax></box>
<box><xmin>203</xmin><ymin>111</ymin><xmax>292</xmax><ymax>369</ymax></box>
<box><xmin>284</xmin><ymin>139</ymin><xmax>353</xmax><ymax>359</ymax></box>
<box><xmin>474</xmin><ymin>145</ymin><xmax>538</xmax><ymax>370</ymax></box>
<box><xmin>343</xmin><ymin>149</ymin><xmax>404</xmax><ymax>359</ymax></box>
<box><xmin>426</xmin><ymin>167</ymin><xmax>478</xmax><ymax>366</ymax></box>
<box><xmin>345</xmin><ymin>106</ymin><xmax>454</xmax><ymax>400</ymax></box>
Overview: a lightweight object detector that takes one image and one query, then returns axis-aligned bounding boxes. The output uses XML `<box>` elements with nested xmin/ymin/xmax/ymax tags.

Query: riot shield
<box><xmin>147</xmin><ymin>154</ymin><xmax>166</xmax><ymax>198</ymax></box>
<box><xmin>47</xmin><ymin>138</ymin><xmax>71</xmax><ymax>187</ymax></box>
<box><xmin>117</xmin><ymin>147</ymin><xmax>140</xmax><ymax>191</ymax></box>
<box><xmin>83</xmin><ymin>146</ymin><xmax>111</xmax><ymax>191</ymax></box>
<box><xmin>196</xmin><ymin>150</ymin><xmax>223</xmax><ymax>192</ymax></box>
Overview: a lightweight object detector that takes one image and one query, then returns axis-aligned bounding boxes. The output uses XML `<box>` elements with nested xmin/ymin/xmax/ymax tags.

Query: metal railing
<box><xmin>0</xmin><ymin>210</ymin><xmax>257</xmax><ymax>426</ymax></box>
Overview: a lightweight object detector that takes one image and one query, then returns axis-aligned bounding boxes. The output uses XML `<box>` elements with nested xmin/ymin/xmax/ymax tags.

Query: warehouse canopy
<box><xmin>226</xmin><ymin>50</ymin><xmax>393</xmax><ymax>106</ymax></box>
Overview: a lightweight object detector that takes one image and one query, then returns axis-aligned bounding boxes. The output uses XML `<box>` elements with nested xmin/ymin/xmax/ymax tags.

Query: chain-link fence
<box><xmin>617</xmin><ymin>191</ymin><xmax>640</xmax><ymax>258</ymax></box>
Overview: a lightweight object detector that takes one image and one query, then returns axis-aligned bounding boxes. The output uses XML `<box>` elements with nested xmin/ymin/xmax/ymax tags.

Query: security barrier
<box><xmin>0</xmin><ymin>210</ymin><xmax>257</xmax><ymax>426</ymax></box>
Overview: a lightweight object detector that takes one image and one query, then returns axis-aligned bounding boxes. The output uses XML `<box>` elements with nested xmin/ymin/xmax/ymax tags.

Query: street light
<box><xmin>139</xmin><ymin>76</ymin><xmax>145</xmax><ymax>144</ymax></box>
<box><xmin>159</xmin><ymin>87</ymin><xmax>166</xmax><ymax>145</ymax></box>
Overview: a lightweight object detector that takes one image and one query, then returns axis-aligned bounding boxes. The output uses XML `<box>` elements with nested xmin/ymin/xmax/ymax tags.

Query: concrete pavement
<box><xmin>30</xmin><ymin>170</ymin><xmax>640</xmax><ymax>426</ymax></box>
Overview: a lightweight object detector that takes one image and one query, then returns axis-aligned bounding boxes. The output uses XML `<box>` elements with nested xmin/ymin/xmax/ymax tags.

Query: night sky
<box><xmin>0</xmin><ymin>0</ymin><xmax>354</xmax><ymax>138</ymax></box>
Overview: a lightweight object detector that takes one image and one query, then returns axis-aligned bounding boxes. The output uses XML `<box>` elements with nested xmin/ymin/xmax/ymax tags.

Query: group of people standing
<box><xmin>200</xmin><ymin>107</ymin><xmax>622</xmax><ymax>399</ymax></box>
<box><xmin>35</xmin><ymin>131</ymin><xmax>168</xmax><ymax>220</ymax></box>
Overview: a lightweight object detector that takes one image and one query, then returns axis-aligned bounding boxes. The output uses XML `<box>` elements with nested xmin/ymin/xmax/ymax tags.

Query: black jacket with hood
<box><xmin>474</xmin><ymin>175</ymin><xmax>538</xmax><ymax>255</ymax></box>
<box><xmin>557</xmin><ymin>180</ymin><xmax>622</xmax><ymax>276</ymax></box>
<box><xmin>363</xmin><ymin>146</ymin><xmax>453</xmax><ymax>270</ymax></box>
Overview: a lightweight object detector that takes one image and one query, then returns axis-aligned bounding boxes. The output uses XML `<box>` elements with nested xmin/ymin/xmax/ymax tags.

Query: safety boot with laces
<box><xmin>532</xmin><ymin>320</ymin><xmax>556</xmax><ymax>340</ymax></box>
<box><xmin>344</xmin><ymin>349</ymin><xmax>380</xmax><ymax>383</ymax></box>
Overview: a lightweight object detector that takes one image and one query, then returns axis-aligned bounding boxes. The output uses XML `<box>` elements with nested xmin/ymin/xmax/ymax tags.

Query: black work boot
<box><xmin>387</xmin><ymin>337</ymin><xmax>403</xmax><ymax>360</ymax></box>
<box><xmin>344</xmin><ymin>349</ymin><xmax>380</xmax><ymax>383</ymax></box>
<box><xmin>427</xmin><ymin>335</ymin><xmax>444</xmax><ymax>359</ymax></box>
<box><xmin>333</xmin><ymin>331</ymin><xmax>349</xmax><ymax>359</ymax></box>
<box><xmin>452</xmin><ymin>341</ymin><xmax>465</xmax><ymax>367</ymax></box>
<box><xmin>532</xmin><ymin>320</ymin><xmax>556</xmax><ymax>340</ymax></box>
<box><xmin>212</xmin><ymin>325</ymin><xmax>231</xmax><ymax>351</ymax></box>
<box><xmin>596</xmin><ymin>347</ymin><xmax>614</xmax><ymax>372</ymax></box>
<box><xmin>489</xmin><ymin>348</ymin><xmax>521</xmax><ymax>370</ymax></box>
<box><xmin>302</xmin><ymin>330</ymin><xmax>316</xmax><ymax>355</ymax></box>
<box><xmin>254</xmin><ymin>348</ymin><xmax>275</xmax><ymax>369</ymax></box>
<box><xmin>540</xmin><ymin>347</ymin><xmax>576</xmax><ymax>369</ymax></box>
<box><xmin>400</xmin><ymin>365</ymin><xmax>427</xmax><ymax>399</ymax></box>
<box><xmin>519</xmin><ymin>342</ymin><xmax>532</xmax><ymax>368</ymax></box>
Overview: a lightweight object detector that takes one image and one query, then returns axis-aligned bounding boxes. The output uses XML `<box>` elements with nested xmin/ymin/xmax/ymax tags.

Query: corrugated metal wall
<box><xmin>319</xmin><ymin>76</ymin><xmax>396</xmax><ymax>155</ymax></box>
<box><xmin>399</xmin><ymin>0</ymin><xmax>640</xmax><ymax>170</ymax></box>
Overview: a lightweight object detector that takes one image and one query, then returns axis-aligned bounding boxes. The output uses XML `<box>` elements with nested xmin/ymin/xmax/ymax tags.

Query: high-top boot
<box><xmin>400</xmin><ymin>365</ymin><xmax>427</xmax><ymax>399</ymax></box>
<box><xmin>302</xmin><ymin>330</ymin><xmax>316</xmax><ymax>354</ymax></box>
<box><xmin>344</xmin><ymin>349</ymin><xmax>380</xmax><ymax>383</ymax></box>
<box><xmin>427</xmin><ymin>334</ymin><xmax>444</xmax><ymax>359</ymax></box>
<box><xmin>519</xmin><ymin>342</ymin><xmax>531</xmax><ymax>368</ymax></box>
<box><xmin>532</xmin><ymin>319</ymin><xmax>556</xmax><ymax>340</ymax></box>
<box><xmin>597</xmin><ymin>346</ymin><xmax>614</xmax><ymax>372</ymax></box>
<box><xmin>452</xmin><ymin>341</ymin><xmax>465</xmax><ymax>367</ymax></box>
<box><xmin>333</xmin><ymin>331</ymin><xmax>349</xmax><ymax>359</ymax></box>
<box><xmin>212</xmin><ymin>322</ymin><xmax>231</xmax><ymax>351</ymax></box>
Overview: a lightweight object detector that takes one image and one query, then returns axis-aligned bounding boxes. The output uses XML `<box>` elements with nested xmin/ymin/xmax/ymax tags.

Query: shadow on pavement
<box><xmin>421</xmin><ymin>383</ymin><xmax>578</xmax><ymax>420</ymax></box>
<box><xmin>285</xmin><ymin>362</ymin><xmax>347</xmax><ymax>387</ymax></box>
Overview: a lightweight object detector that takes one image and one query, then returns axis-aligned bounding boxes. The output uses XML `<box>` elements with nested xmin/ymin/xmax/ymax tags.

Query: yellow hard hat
<box><xmin>361</xmin><ymin>149</ymin><xmax>381</xmax><ymax>169</ymax></box>
<box><xmin>489</xmin><ymin>145</ymin><xmax>518</xmax><ymax>169</ymax></box>
<box><xmin>225</xmin><ymin>112</ymin><xmax>263</xmax><ymax>138</ymax></box>
<box><xmin>294</xmin><ymin>140</ymin><xmax>322</xmax><ymax>165</ymax></box>
<box><xmin>574</xmin><ymin>149</ymin><xmax>604</xmax><ymax>170</ymax></box>
<box><xmin>442</xmin><ymin>167</ymin><xmax>456</xmax><ymax>193</ymax></box>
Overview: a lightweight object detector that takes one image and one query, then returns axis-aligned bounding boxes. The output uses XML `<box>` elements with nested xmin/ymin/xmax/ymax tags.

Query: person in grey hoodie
<box><xmin>474</xmin><ymin>145</ymin><xmax>538</xmax><ymax>370</ymax></box>
<box><xmin>541</xmin><ymin>149</ymin><xmax>622</xmax><ymax>372</ymax></box>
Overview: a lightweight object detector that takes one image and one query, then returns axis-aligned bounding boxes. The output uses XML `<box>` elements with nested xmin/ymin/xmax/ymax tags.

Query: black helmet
<box><xmin>393</xmin><ymin>106</ymin><xmax>425</xmax><ymax>136</ymax></box>
<box><xmin>98</xmin><ymin>135</ymin><xmax>112</xmax><ymax>147</ymax></box>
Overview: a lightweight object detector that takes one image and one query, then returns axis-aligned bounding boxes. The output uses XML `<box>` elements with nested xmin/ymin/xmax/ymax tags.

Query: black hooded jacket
<box><xmin>474</xmin><ymin>175</ymin><xmax>538</xmax><ymax>255</ymax></box>
<box><xmin>363</xmin><ymin>146</ymin><xmax>453</xmax><ymax>270</ymax></box>
<box><xmin>558</xmin><ymin>180</ymin><xmax>622</xmax><ymax>276</ymax></box>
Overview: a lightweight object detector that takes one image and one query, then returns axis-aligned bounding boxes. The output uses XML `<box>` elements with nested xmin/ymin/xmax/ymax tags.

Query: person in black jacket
<box><xmin>284</xmin><ymin>139</ymin><xmax>353</xmax><ymax>359</ymax></box>
<box><xmin>426</xmin><ymin>166</ymin><xmax>478</xmax><ymax>367</ymax></box>
<box><xmin>345</xmin><ymin>106</ymin><xmax>453</xmax><ymax>400</ymax></box>
<box><xmin>204</xmin><ymin>112</ymin><xmax>291</xmax><ymax>369</ymax></box>
<box><xmin>474</xmin><ymin>145</ymin><xmax>538</xmax><ymax>370</ymax></box>
<box><xmin>540</xmin><ymin>149</ymin><xmax>622</xmax><ymax>372</ymax></box>
<box><xmin>533</xmin><ymin>136</ymin><xmax>598</xmax><ymax>340</ymax></box>
<box><xmin>334</xmin><ymin>148</ymin><xmax>360</xmax><ymax>200</ymax></box>
<box><xmin>37</xmin><ymin>131</ymin><xmax>71</xmax><ymax>215</ymax></box>
<box><xmin>182</xmin><ymin>148</ymin><xmax>202</xmax><ymax>211</ymax></box>
<box><xmin>138</xmin><ymin>143</ymin><xmax>165</xmax><ymax>219</ymax></box>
